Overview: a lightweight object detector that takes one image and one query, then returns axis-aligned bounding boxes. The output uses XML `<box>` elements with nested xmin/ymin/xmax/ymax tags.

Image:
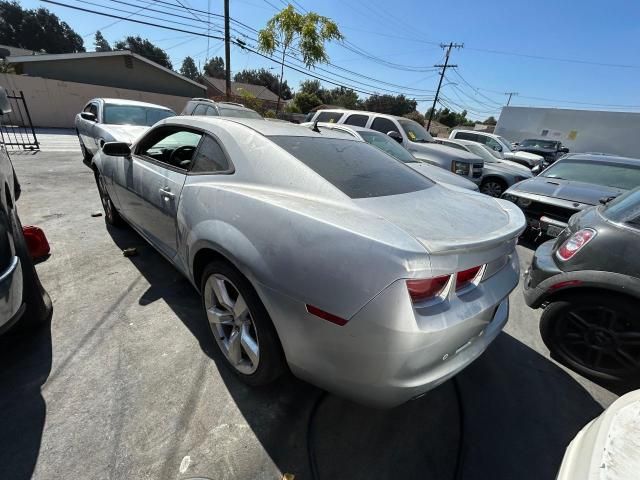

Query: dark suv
<box><xmin>181</xmin><ymin>98</ymin><xmax>262</xmax><ymax>119</ymax></box>
<box><xmin>523</xmin><ymin>187</ymin><xmax>640</xmax><ymax>384</ymax></box>
<box><xmin>516</xmin><ymin>139</ymin><xmax>569</xmax><ymax>164</ymax></box>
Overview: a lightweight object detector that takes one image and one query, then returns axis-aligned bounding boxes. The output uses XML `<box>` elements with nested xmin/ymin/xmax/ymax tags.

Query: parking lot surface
<box><xmin>0</xmin><ymin>146</ymin><xmax>621</xmax><ymax>480</ymax></box>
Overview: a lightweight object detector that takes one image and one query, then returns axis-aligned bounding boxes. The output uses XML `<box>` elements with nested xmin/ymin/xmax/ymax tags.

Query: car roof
<box><xmin>314</xmin><ymin>108</ymin><xmax>412</xmax><ymax>122</ymax></box>
<box><xmin>97</xmin><ymin>98</ymin><xmax>173</xmax><ymax>110</ymax></box>
<box><xmin>189</xmin><ymin>98</ymin><xmax>253</xmax><ymax>111</ymax></box>
<box><xmin>166</xmin><ymin>116</ymin><xmax>354</xmax><ymax>140</ymax></box>
<box><xmin>558</xmin><ymin>153</ymin><xmax>640</xmax><ymax>165</ymax></box>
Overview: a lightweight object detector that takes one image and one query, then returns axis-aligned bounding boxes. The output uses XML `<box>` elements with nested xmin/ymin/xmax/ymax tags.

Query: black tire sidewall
<box><xmin>200</xmin><ymin>261</ymin><xmax>285</xmax><ymax>386</ymax></box>
<box><xmin>95</xmin><ymin>171</ymin><xmax>123</xmax><ymax>227</ymax></box>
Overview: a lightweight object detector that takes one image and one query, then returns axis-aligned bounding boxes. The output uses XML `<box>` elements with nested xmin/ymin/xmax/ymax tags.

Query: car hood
<box><xmin>354</xmin><ymin>185</ymin><xmax>525</xmax><ymax>253</ymax></box>
<box><xmin>485</xmin><ymin>160</ymin><xmax>532</xmax><ymax>177</ymax></box>
<box><xmin>508</xmin><ymin>177</ymin><xmax>625</xmax><ymax>205</ymax></box>
<box><xmin>407</xmin><ymin>162</ymin><xmax>478</xmax><ymax>190</ymax></box>
<box><xmin>101</xmin><ymin>124</ymin><xmax>149</xmax><ymax>144</ymax></box>
<box><xmin>517</xmin><ymin>146</ymin><xmax>556</xmax><ymax>155</ymax></box>
<box><xmin>408</xmin><ymin>142</ymin><xmax>481</xmax><ymax>162</ymax></box>
<box><xmin>505</xmin><ymin>150</ymin><xmax>544</xmax><ymax>161</ymax></box>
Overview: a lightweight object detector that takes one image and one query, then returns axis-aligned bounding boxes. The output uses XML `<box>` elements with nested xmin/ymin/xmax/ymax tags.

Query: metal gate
<box><xmin>0</xmin><ymin>90</ymin><xmax>39</xmax><ymax>150</ymax></box>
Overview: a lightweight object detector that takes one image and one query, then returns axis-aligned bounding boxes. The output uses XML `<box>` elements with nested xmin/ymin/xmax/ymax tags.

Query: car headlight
<box><xmin>517</xmin><ymin>197</ymin><xmax>532</xmax><ymax>207</ymax></box>
<box><xmin>502</xmin><ymin>193</ymin><xmax>517</xmax><ymax>202</ymax></box>
<box><xmin>451</xmin><ymin>161</ymin><xmax>470</xmax><ymax>176</ymax></box>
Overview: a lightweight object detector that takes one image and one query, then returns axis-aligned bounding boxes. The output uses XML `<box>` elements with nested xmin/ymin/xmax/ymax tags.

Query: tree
<box><xmin>94</xmin><ymin>31</ymin><xmax>111</xmax><ymax>52</ymax></box>
<box><xmin>179</xmin><ymin>56</ymin><xmax>199</xmax><ymax>80</ymax></box>
<box><xmin>114</xmin><ymin>36</ymin><xmax>172</xmax><ymax>69</ymax></box>
<box><xmin>293</xmin><ymin>92</ymin><xmax>322</xmax><ymax>113</ymax></box>
<box><xmin>0</xmin><ymin>1</ymin><xmax>85</xmax><ymax>53</ymax></box>
<box><xmin>483</xmin><ymin>116</ymin><xmax>497</xmax><ymax>125</ymax></box>
<box><xmin>329</xmin><ymin>87</ymin><xmax>359</xmax><ymax>109</ymax></box>
<box><xmin>234</xmin><ymin>68</ymin><xmax>292</xmax><ymax>100</ymax></box>
<box><xmin>403</xmin><ymin>111</ymin><xmax>425</xmax><ymax>125</ymax></box>
<box><xmin>258</xmin><ymin>5</ymin><xmax>343</xmax><ymax>113</ymax></box>
<box><xmin>426</xmin><ymin>107</ymin><xmax>474</xmax><ymax>127</ymax></box>
<box><xmin>362</xmin><ymin>94</ymin><xmax>417</xmax><ymax>116</ymax></box>
<box><xmin>203</xmin><ymin>56</ymin><xmax>225</xmax><ymax>79</ymax></box>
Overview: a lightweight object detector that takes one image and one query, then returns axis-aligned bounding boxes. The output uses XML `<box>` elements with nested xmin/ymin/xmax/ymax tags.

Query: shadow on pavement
<box><xmin>0</xmin><ymin>321</ymin><xmax>52</xmax><ymax>480</ymax></box>
<box><xmin>106</xmin><ymin>225</ymin><xmax>605</xmax><ymax>480</ymax></box>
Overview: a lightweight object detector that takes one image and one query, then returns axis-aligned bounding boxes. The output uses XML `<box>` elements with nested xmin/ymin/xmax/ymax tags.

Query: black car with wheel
<box><xmin>0</xmin><ymin>87</ymin><xmax>52</xmax><ymax>335</ymax></box>
<box><xmin>523</xmin><ymin>187</ymin><xmax>640</xmax><ymax>385</ymax></box>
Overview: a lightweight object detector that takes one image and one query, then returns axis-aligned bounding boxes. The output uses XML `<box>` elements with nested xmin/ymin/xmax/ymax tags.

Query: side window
<box><xmin>316</xmin><ymin>111</ymin><xmax>343</xmax><ymax>123</ymax></box>
<box><xmin>370</xmin><ymin>117</ymin><xmax>400</xmax><ymax>136</ymax></box>
<box><xmin>205</xmin><ymin>105</ymin><xmax>219</xmax><ymax>116</ymax></box>
<box><xmin>455</xmin><ymin>131</ymin><xmax>479</xmax><ymax>142</ymax></box>
<box><xmin>191</xmin><ymin>135</ymin><xmax>231</xmax><ymax>173</ymax></box>
<box><xmin>344</xmin><ymin>114</ymin><xmax>368</xmax><ymax>127</ymax></box>
<box><xmin>84</xmin><ymin>103</ymin><xmax>98</xmax><ymax>117</ymax></box>
<box><xmin>136</xmin><ymin>127</ymin><xmax>202</xmax><ymax>171</ymax></box>
<box><xmin>485</xmin><ymin>137</ymin><xmax>501</xmax><ymax>150</ymax></box>
<box><xmin>192</xmin><ymin>104</ymin><xmax>208</xmax><ymax>115</ymax></box>
<box><xmin>83</xmin><ymin>104</ymin><xmax>93</xmax><ymax>113</ymax></box>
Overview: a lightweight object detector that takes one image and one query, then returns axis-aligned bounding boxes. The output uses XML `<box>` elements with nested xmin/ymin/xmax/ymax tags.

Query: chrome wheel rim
<box><xmin>97</xmin><ymin>175</ymin><xmax>114</xmax><ymax>221</ymax></box>
<box><xmin>557</xmin><ymin>306</ymin><xmax>640</xmax><ymax>376</ymax></box>
<box><xmin>481</xmin><ymin>181</ymin><xmax>504</xmax><ymax>197</ymax></box>
<box><xmin>204</xmin><ymin>274</ymin><xmax>259</xmax><ymax>374</ymax></box>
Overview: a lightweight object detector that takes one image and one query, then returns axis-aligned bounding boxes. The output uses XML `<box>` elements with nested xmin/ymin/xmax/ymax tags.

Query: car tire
<box><xmin>200</xmin><ymin>260</ymin><xmax>285</xmax><ymax>386</ymax></box>
<box><xmin>95</xmin><ymin>170</ymin><xmax>124</xmax><ymax>227</ymax></box>
<box><xmin>8</xmin><ymin>206</ymin><xmax>52</xmax><ymax>333</ymax></box>
<box><xmin>540</xmin><ymin>292</ymin><xmax>640</xmax><ymax>384</ymax></box>
<box><xmin>77</xmin><ymin>131</ymin><xmax>93</xmax><ymax>164</ymax></box>
<box><xmin>480</xmin><ymin>179</ymin><xmax>507</xmax><ymax>197</ymax></box>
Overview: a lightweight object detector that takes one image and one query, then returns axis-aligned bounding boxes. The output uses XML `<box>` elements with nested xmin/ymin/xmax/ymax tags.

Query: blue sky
<box><xmin>19</xmin><ymin>0</ymin><xmax>640</xmax><ymax>120</ymax></box>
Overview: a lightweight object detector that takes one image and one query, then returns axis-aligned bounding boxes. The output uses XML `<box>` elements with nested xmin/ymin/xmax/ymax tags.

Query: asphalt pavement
<box><xmin>0</xmin><ymin>146</ymin><xmax>621</xmax><ymax>480</ymax></box>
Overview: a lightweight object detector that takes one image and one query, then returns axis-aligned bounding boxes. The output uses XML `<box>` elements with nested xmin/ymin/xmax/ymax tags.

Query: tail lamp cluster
<box><xmin>406</xmin><ymin>265</ymin><xmax>483</xmax><ymax>303</ymax></box>
<box><xmin>556</xmin><ymin>229</ymin><xmax>596</xmax><ymax>261</ymax></box>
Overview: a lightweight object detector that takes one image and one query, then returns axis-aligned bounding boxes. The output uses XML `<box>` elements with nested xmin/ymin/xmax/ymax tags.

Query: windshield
<box><xmin>358</xmin><ymin>130</ymin><xmax>417</xmax><ymax>163</ymax></box>
<box><xmin>465</xmin><ymin>143</ymin><xmax>498</xmax><ymax>163</ymax></box>
<box><xmin>218</xmin><ymin>107</ymin><xmax>262</xmax><ymax>119</ymax></box>
<box><xmin>542</xmin><ymin>159</ymin><xmax>640</xmax><ymax>190</ymax></box>
<box><xmin>496</xmin><ymin>136</ymin><xmax>513</xmax><ymax>152</ymax></box>
<box><xmin>520</xmin><ymin>139</ymin><xmax>559</xmax><ymax>149</ymax></box>
<box><xmin>398</xmin><ymin>119</ymin><xmax>434</xmax><ymax>143</ymax></box>
<box><xmin>103</xmin><ymin>105</ymin><xmax>174</xmax><ymax>126</ymax></box>
<box><xmin>270</xmin><ymin>136</ymin><xmax>434</xmax><ymax>198</ymax></box>
<box><xmin>601</xmin><ymin>187</ymin><xmax>640</xmax><ymax>228</ymax></box>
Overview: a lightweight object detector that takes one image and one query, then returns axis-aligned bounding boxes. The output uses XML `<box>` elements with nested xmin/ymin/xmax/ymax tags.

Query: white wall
<box><xmin>495</xmin><ymin>106</ymin><xmax>640</xmax><ymax>158</ymax></box>
<box><xmin>0</xmin><ymin>73</ymin><xmax>192</xmax><ymax>128</ymax></box>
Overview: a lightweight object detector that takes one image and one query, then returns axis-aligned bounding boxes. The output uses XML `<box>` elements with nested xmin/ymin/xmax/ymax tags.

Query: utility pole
<box><xmin>504</xmin><ymin>92</ymin><xmax>518</xmax><ymax>106</ymax></box>
<box><xmin>426</xmin><ymin>42</ymin><xmax>463</xmax><ymax>130</ymax></box>
<box><xmin>224</xmin><ymin>0</ymin><xmax>231</xmax><ymax>100</ymax></box>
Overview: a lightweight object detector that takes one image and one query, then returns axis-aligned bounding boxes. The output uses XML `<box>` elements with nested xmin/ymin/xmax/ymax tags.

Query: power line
<box><xmin>427</xmin><ymin>42</ymin><xmax>463</xmax><ymax>130</ymax></box>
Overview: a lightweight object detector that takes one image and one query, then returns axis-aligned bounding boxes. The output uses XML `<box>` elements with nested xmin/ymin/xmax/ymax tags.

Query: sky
<box><xmin>17</xmin><ymin>0</ymin><xmax>640</xmax><ymax>120</ymax></box>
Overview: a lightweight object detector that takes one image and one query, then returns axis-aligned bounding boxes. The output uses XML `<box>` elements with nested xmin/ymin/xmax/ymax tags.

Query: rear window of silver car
<box><xmin>270</xmin><ymin>136</ymin><xmax>434</xmax><ymax>198</ymax></box>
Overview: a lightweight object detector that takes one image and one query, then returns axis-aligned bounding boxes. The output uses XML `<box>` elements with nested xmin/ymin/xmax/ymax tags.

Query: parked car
<box><xmin>181</xmin><ymin>98</ymin><xmax>263</xmax><ymax>119</ymax></box>
<box><xmin>436</xmin><ymin>138</ymin><xmax>533</xmax><ymax>197</ymax></box>
<box><xmin>449</xmin><ymin>129</ymin><xmax>544</xmax><ymax>169</ymax></box>
<box><xmin>524</xmin><ymin>187</ymin><xmax>640</xmax><ymax>384</ymax></box>
<box><xmin>75</xmin><ymin>98</ymin><xmax>175</xmax><ymax>163</ymax></box>
<box><xmin>93</xmin><ymin>116</ymin><xmax>525</xmax><ymax>407</ymax></box>
<box><xmin>502</xmin><ymin>153</ymin><xmax>640</xmax><ymax>238</ymax></box>
<box><xmin>557</xmin><ymin>389</ymin><xmax>640</xmax><ymax>480</ymax></box>
<box><xmin>515</xmin><ymin>138</ymin><xmax>569</xmax><ymax>164</ymax></box>
<box><xmin>301</xmin><ymin>122</ymin><xmax>479</xmax><ymax>191</ymax></box>
<box><xmin>0</xmin><ymin>87</ymin><xmax>52</xmax><ymax>335</ymax></box>
<box><xmin>306</xmin><ymin>109</ymin><xmax>484</xmax><ymax>185</ymax></box>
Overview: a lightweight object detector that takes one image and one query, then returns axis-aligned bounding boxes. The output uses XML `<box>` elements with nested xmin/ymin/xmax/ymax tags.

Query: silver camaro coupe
<box><xmin>92</xmin><ymin>117</ymin><xmax>526</xmax><ymax>407</ymax></box>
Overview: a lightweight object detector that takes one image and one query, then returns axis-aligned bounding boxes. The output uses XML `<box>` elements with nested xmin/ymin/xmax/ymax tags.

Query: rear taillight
<box><xmin>406</xmin><ymin>275</ymin><xmax>450</xmax><ymax>303</ymax></box>
<box><xmin>22</xmin><ymin>225</ymin><xmax>50</xmax><ymax>259</ymax></box>
<box><xmin>556</xmin><ymin>229</ymin><xmax>595</xmax><ymax>261</ymax></box>
<box><xmin>456</xmin><ymin>266</ymin><xmax>483</xmax><ymax>290</ymax></box>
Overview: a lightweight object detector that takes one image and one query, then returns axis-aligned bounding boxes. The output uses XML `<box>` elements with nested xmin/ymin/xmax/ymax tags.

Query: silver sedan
<box><xmin>92</xmin><ymin>117</ymin><xmax>526</xmax><ymax>407</ymax></box>
<box><xmin>75</xmin><ymin>98</ymin><xmax>174</xmax><ymax>163</ymax></box>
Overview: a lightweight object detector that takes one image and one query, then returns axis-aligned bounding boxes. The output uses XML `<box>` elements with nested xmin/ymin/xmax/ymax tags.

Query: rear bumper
<box><xmin>0</xmin><ymin>256</ymin><xmax>24</xmax><ymax>334</ymax></box>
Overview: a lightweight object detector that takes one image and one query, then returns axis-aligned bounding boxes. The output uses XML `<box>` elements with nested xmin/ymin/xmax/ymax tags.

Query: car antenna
<box><xmin>311</xmin><ymin>119</ymin><xmax>321</xmax><ymax>133</ymax></box>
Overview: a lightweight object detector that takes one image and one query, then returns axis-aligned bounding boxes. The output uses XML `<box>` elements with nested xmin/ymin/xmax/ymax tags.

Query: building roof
<box><xmin>8</xmin><ymin>50</ymin><xmax>205</xmax><ymax>90</ymax></box>
<box><xmin>0</xmin><ymin>44</ymin><xmax>36</xmax><ymax>57</ymax></box>
<box><xmin>203</xmin><ymin>77</ymin><xmax>280</xmax><ymax>102</ymax></box>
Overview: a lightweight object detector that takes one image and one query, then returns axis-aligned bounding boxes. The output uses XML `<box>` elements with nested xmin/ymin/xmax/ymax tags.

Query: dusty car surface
<box><xmin>524</xmin><ymin>187</ymin><xmax>640</xmax><ymax>384</ymax></box>
<box><xmin>75</xmin><ymin>98</ymin><xmax>175</xmax><ymax>163</ymax></box>
<box><xmin>92</xmin><ymin>116</ymin><xmax>525</xmax><ymax>407</ymax></box>
<box><xmin>503</xmin><ymin>153</ymin><xmax>640</xmax><ymax>238</ymax></box>
<box><xmin>301</xmin><ymin>122</ymin><xmax>479</xmax><ymax>191</ymax></box>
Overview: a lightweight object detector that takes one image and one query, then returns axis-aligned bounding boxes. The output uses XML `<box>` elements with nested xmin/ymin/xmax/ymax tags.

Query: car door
<box><xmin>124</xmin><ymin>126</ymin><xmax>203</xmax><ymax>259</ymax></box>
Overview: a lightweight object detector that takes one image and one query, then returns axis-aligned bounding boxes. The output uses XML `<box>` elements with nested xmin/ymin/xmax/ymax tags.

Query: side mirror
<box><xmin>81</xmin><ymin>112</ymin><xmax>97</xmax><ymax>122</ymax></box>
<box><xmin>0</xmin><ymin>87</ymin><xmax>10</xmax><ymax>115</ymax></box>
<box><xmin>559</xmin><ymin>147</ymin><xmax>569</xmax><ymax>154</ymax></box>
<box><xmin>102</xmin><ymin>141</ymin><xmax>131</xmax><ymax>157</ymax></box>
<box><xmin>531</xmin><ymin>165</ymin><xmax>541</xmax><ymax>176</ymax></box>
<box><xmin>387</xmin><ymin>131</ymin><xmax>403</xmax><ymax>143</ymax></box>
<box><xmin>493</xmin><ymin>145</ymin><xmax>503</xmax><ymax>152</ymax></box>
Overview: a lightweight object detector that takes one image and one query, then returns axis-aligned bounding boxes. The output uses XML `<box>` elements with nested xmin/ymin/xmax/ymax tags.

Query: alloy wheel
<box><xmin>557</xmin><ymin>305</ymin><xmax>640</xmax><ymax>377</ymax></box>
<box><xmin>481</xmin><ymin>181</ymin><xmax>504</xmax><ymax>197</ymax></box>
<box><xmin>97</xmin><ymin>175</ymin><xmax>114</xmax><ymax>222</ymax></box>
<box><xmin>204</xmin><ymin>273</ymin><xmax>260</xmax><ymax>375</ymax></box>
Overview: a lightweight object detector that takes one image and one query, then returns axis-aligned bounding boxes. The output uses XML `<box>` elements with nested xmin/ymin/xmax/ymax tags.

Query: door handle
<box><xmin>159</xmin><ymin>187</ymin><xmax>175</xmax><ymax>200</ymax></box>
